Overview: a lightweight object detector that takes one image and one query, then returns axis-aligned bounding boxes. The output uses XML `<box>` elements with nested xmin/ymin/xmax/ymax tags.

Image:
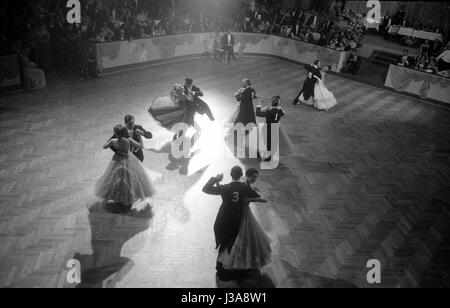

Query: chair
<box><xmin>213</xmin><ymin>41</ymin><xmax>225</xmax><ymax>62</ymax></box>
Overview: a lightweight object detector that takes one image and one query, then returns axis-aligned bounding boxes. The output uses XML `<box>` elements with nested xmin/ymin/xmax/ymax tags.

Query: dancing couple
<box><xmin>230</xmin><ymin>79</ymin><xmax>294</xmax><ymax>162</ymax></box>
<box><xmin>96</xmin><ymin>121</ymin><xmax>156</xmax><ymax>212</ymax></box>
<box><xmin>148</xmin><ymin>77</ymin><xmax>215</xmax><ymax>142</ymax></box>
<box><xmin>203</xmin><ymin>166</ymin><xmax>272</xmax><ymax>280</ymax></box>
<box><xmin>293</xmin><ymin>60</ymin><xmax>337</xmax><ymax>111</ymax></box>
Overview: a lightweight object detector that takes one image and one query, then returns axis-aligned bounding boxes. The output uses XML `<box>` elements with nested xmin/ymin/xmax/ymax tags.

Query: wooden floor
<box><xmin>0</xmin><ymin>57</ymin><xmax>449</xmax><ymax>288</ymax></box>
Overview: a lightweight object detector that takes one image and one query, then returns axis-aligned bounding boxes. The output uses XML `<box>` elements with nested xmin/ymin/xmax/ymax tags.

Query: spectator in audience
<box><xmin>435</xmin><ymin>26</ymin><xmax>443</xmax><ymax>34</ymax></box>
<box><xmin>398</xmin><ymin>49</ymin><xmax>411</xmax><ymax>67</ymax></box>
<box><xmin>136</xmin><ymin>9</ymin><xmax>149</xmax><ymax>28</ymax></box>
<box><xmin>221</xmin><ymin>29</ymin><xmax>236</xmax><ymax>64</ymax></box>
<box><xmin>154</xmin><ymin>23</ymin><xmax>166</xmax><ymax>36</ymax></box>
<box><xmin>343</xmin><ymin>49</ymin><xmax>361</xmax><ymax>75</ymax></box>
<box><xmin>316</xmin><ymin>11</ymin><xmax>329</xmax><ymax>33</ymax></box>
<box><xmin>412</xmin><ymin>19</ymin><xmax>423</xmax><ymax>30</ymax></box>
<box><xmin>1</xmin><ymin>0</ymin><xmax>375</xmax><ymax>77</ymax></box>
<box><xmin>419</xmin><ymin>40</ymin><xmax>431</xmax><ymax>58</ymax></box>
<box><xmin>115</xmin><ymin>28</ymin><xmax>128</xmax><ymax>41</ymax></box>
<box><xmin>305</xmin><ymin>11</ymin><xmax>318</xmax><ymax>30</ymax></box>
<box><xmin>81</xmin><ymin>46</ymin><xmax>97</xmax><ymax>79</ymax></box>
<box><xmin>415</xmin><ymin>55</ymin><xmax>427</xmax><ymax>71</ymax></box>
<box><xmin>380</xmin><ymin>11</ymin><xmax>391</xmax><ymax>37</ymax></box>
<box><xmin>125</xmin><ymin>18</ymin><xmax>140</xmax><ymax>40</ymax></box>
<box><xmin>430</xmin><ymin>39</ymin><xmax>443</xmax><ymax>57</ymax></box>
<box><xmin>296</xmin><ymin>9</ymin><xmax>306</xmax><ymax>29</ymax></box>
<box><xmin>97</xmin><ymin>22</ymin><xmax>114</xmax><ymax>42</ymax></box>
<box><xmin>392</xmin><ymin>6</ymin><xmax>406</xmax><ymax>26</ymax></box>
<box><xmin>424</xmin><ymin>20</ymin><xmax>434</xmax><ymax>32</ymax></box>
<box><xmin>426</xmin><ymin>56</ymin><xmax>438</xmax><ymax>73</ymax></box>
<box><xmin>292</xmin><ymin>19</ymin><xmax>303</xmax><ymax>38</ymax></box>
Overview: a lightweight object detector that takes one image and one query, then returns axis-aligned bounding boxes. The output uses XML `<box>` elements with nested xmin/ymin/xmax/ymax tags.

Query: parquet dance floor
<box><xmin>0</xmin><ymin>57</ymin><xmax>449</xmax><ymax>288</ymax></box>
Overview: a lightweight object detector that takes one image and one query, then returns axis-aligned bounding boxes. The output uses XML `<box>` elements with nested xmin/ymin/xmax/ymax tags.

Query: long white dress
<box><xmin>314</xmin><ymin>73</ymin><xmax>337</xmax><ymax>111</ymax></box>
<box><xmin>96</xmin><ymin>138</ymin><xmax>156</xmax><ymax>205</ymax></box>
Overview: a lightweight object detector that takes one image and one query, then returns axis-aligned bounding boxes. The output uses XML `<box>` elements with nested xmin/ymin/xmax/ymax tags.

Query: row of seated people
<box><xmin>398</xmin><ymin>48</ymin><xmax>449</xmax><ymax>75</ymax></box>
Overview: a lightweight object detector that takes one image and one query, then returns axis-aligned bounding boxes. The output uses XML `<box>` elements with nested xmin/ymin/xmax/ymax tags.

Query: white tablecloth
<box><xmin>413</xmin><ymin>30</ymin><xmax>443</xmax><ymax>42</ymax></box>
<box><xmin>388</xmin><ymin>25</ymin><xmax>400</xmax><ymax>34</ymax></box>
<box><xmin>398</xmin><ymin>27</ymin><xmax>414</xmax><ymax>36</ymax></box>
<box><xmin>389</xmin><ymin>27</ymin><xmax>443</xmax><ymax>42</ymax></box>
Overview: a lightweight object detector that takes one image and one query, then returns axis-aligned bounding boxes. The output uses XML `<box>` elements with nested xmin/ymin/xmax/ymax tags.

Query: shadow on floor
<box><xmin>279</xmin><ymin>261</ymin><xmax>358</xmax><ymax>288</ymax></box>
<box><xmin>159</xmin><ymin>135</ymin><xmax>197</xmax><ymax>176</ymax></box>
<box><xmin>72</xmin><ymin>201</ymin><xmax>153</xmax><ymax>288</ymax></box>
<box><xmin>216</xmin><ymin>270</ymin><xmax>276</xmax><ymax>288</ymax></box>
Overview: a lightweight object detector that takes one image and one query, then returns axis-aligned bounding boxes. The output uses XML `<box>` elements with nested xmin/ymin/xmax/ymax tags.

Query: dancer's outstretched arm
<box><xmin>202</xmin><ymin>175</ymin><xmax>224</xmax><ymax>195</ymax></box>
<box><xmin>103</xmin><ymin>140</ymin><xmax>113</xmax><ymax>149</ymax></box>
<box><xmin>256</xmin><ymin>105</ymin><xmax>269</xmax><ymax>117</ymax></box>
<box><xmin>248</xmin><ymin>198</ymin><xmax>268</xmax><ymax>203</ymax></box>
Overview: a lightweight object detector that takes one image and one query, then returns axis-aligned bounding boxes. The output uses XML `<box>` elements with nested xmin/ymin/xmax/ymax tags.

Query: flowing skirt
<box><xmin>314</xmin><ymin>81</ymin><xmax>337</xmax><ymax>111</ymax></box>
<box><xmin>230</xmin><ymin>101</ymin><xmax>257</xmax><ymax>127</ymax></box>
<box><xmin>148</xmin><ymin>95</ymin><xmax>188</xmax><ymax>130</ymax></box>
<box><xmin>218</xmin><ymin>205</ymin><xmax>272</xmax><ymax>270</ymax></box>
<box><xmin>279</xmin><ymin>124</ymin><xmax>295</xmax><ymax>156</ymax></box>
<box><xmin>95</xmin><ymin>154</ymin><xmax>156</xmax><ymax>205</ymax></box>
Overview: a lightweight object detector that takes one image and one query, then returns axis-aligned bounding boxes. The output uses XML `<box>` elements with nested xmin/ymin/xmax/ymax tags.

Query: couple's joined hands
<box><xmin>213</xmin><ymin>174</ymin><xmax>224</xmax><ymax>183</ymax></box>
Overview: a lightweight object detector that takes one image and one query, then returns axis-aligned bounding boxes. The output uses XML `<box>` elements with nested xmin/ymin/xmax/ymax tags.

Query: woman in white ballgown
<box><xmin>313</xmin><ymin>65</ymin><xmax>337</xmax><ymax>111</ymax></box>
<box><xmin>96</xmin><ymin>125</ymin><xmax>156</xmax><ymax>208</ymax></box>
<box><xmin>218</xmin><ymin>169</ymin><xmax>272</xmax><ymax>271</ymax></box>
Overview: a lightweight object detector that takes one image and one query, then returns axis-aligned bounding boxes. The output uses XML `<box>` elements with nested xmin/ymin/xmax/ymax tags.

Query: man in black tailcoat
<box><xmin>184</xmin><ymin>77</ymin><xmax>215</xmax><ymax>123</ymax></box>
<box><xmin>202</xmin><ymin>167</ymin><xmax>260</xmax><ymax>275</ymax></box>
<box><xmin>221</xmin><ymin>30</ymin><xmax>237</xmax><ymax>64</ymax></box>
<box><xmin>293</xmin><ymin>60</ymin><xmax>322</xmax><ymax>105</ymax></box>
<box><xmin>109</xmin><ymin>115</ymin><xmax>153</xmax><ymax>162</ymax></box>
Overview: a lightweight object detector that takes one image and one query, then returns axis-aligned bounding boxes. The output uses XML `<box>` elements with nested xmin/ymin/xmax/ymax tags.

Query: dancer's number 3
<box><xmin>232</xmin><ymin>192</ymin><xmax>239</xmax><ymax>202</ymax></box>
